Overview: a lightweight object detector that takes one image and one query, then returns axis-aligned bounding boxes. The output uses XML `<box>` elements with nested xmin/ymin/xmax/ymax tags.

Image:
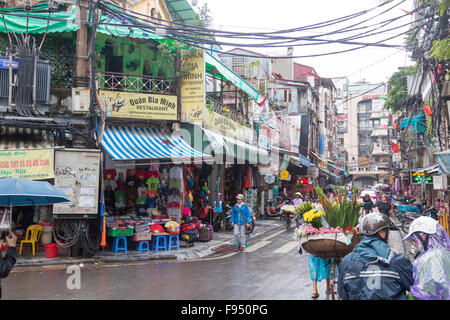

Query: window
<box><xmin>232</xmin><ymin>56</ymin><xmax>244</xmax><ymax>76</ymax></box>
<box><xmin>284</xmin><ymin>89</ymin><xmax>292</xmax><ymax>103</ymax></box>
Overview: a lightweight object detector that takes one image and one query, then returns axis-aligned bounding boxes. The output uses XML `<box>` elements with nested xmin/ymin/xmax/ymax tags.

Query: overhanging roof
<box><xmin>164</xmin><ymin>0</ymin><xmax>201</xmax><ymax>26</ymax></box>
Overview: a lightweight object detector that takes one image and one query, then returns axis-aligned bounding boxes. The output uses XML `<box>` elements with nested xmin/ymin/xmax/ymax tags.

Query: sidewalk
<box><xmin>14</xmin><ymin>219</ymin><xmax>286</xmax><ymax>267</ymax></box>
<box><xmin>13</xmin><ymin>218</ymin><xmax>410</xmax><ymax>267</ymax></box>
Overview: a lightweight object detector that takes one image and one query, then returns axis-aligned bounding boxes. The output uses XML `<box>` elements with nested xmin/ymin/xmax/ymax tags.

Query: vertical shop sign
<box><xmin>181</xmin><ymin>49</ymin><xmax>205</xmax><ymax>123</ymax></box>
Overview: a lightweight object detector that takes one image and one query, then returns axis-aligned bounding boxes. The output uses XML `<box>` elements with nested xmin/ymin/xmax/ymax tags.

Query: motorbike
<box><xmin>265</xmin><ymin>196</ymin><xmax>291</xmax><ymax>220</ymax></box>
<box><xmin>392</xmin><ymin>198</ymin><xmax>438</xmax><ymax>232</ymax></box>
<box><xmin>212</xmin><ymin>204</ymin><xmax>255</xmax><ymax>235</ymax></box>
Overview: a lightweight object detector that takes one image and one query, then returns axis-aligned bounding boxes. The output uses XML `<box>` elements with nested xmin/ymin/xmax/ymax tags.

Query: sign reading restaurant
<box><xmin>99</xmin><ymin>90</ymin><xmax>178</xmax><ymax>120</ymax></box>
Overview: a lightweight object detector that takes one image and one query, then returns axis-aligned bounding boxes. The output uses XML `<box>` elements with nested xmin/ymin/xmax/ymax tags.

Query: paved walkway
<box><xmin>14</xmin><ymin>217</ymin><xmax>410</xmax><ymax>267</ymax></box>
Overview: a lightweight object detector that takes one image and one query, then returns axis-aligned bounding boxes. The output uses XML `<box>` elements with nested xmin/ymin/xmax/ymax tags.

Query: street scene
<box><xmin>0</xmin><ymin>0</ymin><xmax>449</xmax><ymax>305</ymax></box>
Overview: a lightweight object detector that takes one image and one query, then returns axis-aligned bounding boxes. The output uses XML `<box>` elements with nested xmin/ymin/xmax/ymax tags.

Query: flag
<box><xmin>391</xmin><ymin>141</ymin><xmax>399</xmax><ymax>153</ymax></box>
<box><xmin>257</xmin><ymin>94</ymin><xmax>268</xmax><ymax>107</ymax></box>
<box><xmin>423</xmin><ymin>103</ymin><xmax>432</xmax><ymax>116</ymax></box>
<box><xmin>100</xmin><ymin>190</ymin><xmax>106</xmax><ymax>247</ymax></box>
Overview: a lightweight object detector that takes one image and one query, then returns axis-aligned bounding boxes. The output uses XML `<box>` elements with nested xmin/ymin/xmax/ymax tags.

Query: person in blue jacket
<box><xmin>231</xmin><ymin>194</ymin><xmax>252</xmax><ymax>252</ymax></box>
<box><xmin>337</xmin><ymin>212</ymin><xmax>413</xmax><ymax>300</ymax></box>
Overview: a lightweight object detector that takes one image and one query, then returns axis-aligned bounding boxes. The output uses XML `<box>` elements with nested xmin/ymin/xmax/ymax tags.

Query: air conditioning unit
<box><xmin>71</xmin><ymin>88</ymin><xmax>90</xmax><ymax>113</ymax></box>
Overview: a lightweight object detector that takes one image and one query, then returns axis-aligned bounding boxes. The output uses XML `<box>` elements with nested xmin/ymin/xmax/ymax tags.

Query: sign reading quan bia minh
<box><xmin>99</xmin><ymin>90</ymin><xmax>178</xmax><ymax>120</ymax></box>
<box><xmin>0</xmin><ymin>149</ymin><xmax>54</xmax><ymax>180</ymax></box>
<box><xmin>181</xmin><ymin>49</ymin><xmax>205</xmax><ymax>123</ymax></box>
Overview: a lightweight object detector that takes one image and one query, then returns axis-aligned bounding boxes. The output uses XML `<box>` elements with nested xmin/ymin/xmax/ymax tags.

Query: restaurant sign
<box><xmin>0</xmin><ymin>149</ymin><xmax>54</xmax><ymax>180</ymax></box>
<box><xmin>99</xmin><ymin>90</ymin><xmax>178</xmax><ymax>120</ymax></box>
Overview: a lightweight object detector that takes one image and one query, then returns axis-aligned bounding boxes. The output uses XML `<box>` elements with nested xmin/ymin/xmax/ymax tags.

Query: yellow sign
<box><xmin>0</xmin><ymin>149</ymin><xmax>54</xmax><ymax>180</ymax></box>
<box><xmin>180</xmin><ymin>49</ymin><xmax>205</xmax><ymax>123</ymax></box>
<box><xmin>280</xmin><ymin>170</ymin><xmax>289</xmax><ymax>179</ymax></box>
<box><xmin>99</xmin><ymin>90</ymin><xmax>178</xmax><ymax>120</ymax></box>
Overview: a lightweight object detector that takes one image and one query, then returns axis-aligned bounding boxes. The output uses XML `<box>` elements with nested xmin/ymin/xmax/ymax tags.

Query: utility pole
<box><xmin>75</xmin><ymin>0</ymin><xmax>88</xmax><ymax>88</ymax></box>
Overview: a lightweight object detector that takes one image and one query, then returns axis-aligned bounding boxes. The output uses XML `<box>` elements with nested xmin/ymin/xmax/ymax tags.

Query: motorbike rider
<box><xmin>337</xmin><ymin>212</ymin><xmax>413</xmax><ymax>300</ymax></box>
<box><xmin>362</xmin><ymin>194</ymin><xmax>374</xmax><ymax>214</ymax></box>
<box><xmin>403</xmin><ymin>216</ymin><xmax>450</xmax><ymax>300</ymax></box>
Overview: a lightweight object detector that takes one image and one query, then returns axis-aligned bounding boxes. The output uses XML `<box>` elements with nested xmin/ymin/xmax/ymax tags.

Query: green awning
<box><xmin>205</xmin><ymin>51</ymin><xmax>261</xmax><ymax>102</ymax></box>
<box><xmin>0</xmin><ymin>9</ymin><xmax>78</xmax><ymax>34</ymax></box>
<box><xmin>164</xmin><ymin>0</ymin><xmax>201</xmax><ymax>26</ymax></box>
<box><xmin>0</xmin><ymin>5</ymin><xmax>167</xmax><ymax>42</ymax></box>
<box><xmin>180</xmin><ymin>123</ymin><xmax>270</xmax><ymax>165</ymax></box>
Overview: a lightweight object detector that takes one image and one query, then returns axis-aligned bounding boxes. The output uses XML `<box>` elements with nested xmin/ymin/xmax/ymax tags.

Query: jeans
<box><xmin>234</xmin><ymin>224</ymin><xmax>246</xmax><ymax>247</ymax></box>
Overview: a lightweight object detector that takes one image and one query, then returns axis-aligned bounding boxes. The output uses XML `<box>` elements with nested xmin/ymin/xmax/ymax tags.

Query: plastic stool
<box><xmin>168</xmin><ymin>234</ymin><xmax>180</xmax><ymax>251</ymax></box>
<box><xmin>137</xmin><ymin>241</ymin><xmax>150</xmax><ymax>253</ymax></box>
<box><xmin>113</xmin><ymin>236</ymin><xmax>127</xmax><ymax>254</ymax></box>
<box><xmin>152</xmin><ymin>234</ymin><xmax>167</xmax><ymax>252</ymax></box>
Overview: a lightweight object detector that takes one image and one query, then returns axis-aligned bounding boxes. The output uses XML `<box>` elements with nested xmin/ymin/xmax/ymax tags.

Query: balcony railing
<box><xmin>95</xmin><ymin>71</ymin><xmax>176</xmax><ymax>95</ymax></box>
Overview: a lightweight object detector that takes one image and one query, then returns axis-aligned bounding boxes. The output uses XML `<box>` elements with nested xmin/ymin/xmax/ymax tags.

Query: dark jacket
<box><xmin>377</xmin><ymin>201</ymin><xmax>391</xmax><ymax>216</ymax></box>
<box><xmin>363</xmin><ymin>198</ymin><xmax>373</xmax><ymax>210</ymax></box>
<box><xmin>0</xmin><ymin>247</ymin><xmax>17</xmax><ymax>299</ymax></box>
<box><xmin>338</xmin><ymin>236</ymin><xmax>413</xmax><ymax>300</ymax></box>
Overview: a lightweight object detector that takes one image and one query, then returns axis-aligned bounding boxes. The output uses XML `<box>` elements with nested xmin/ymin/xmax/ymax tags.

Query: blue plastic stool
<box><xmin>113</xmin><ymin>236</ymin><xmax>127</xmax><ymax>254</ymax></box>
<box><xmin>137</xmin><ymin>241</ymin><xmax>150</xmax><ymax>253</ymax></box>
<box><xmin>152</xmin><ymin>234</ymin><xmax>167</xmax><ymax>252</ymax></box>
<box><xmin>167</xmin><ymin>234</ymin><xmax>180</xmax><ymax>251</ymax></box>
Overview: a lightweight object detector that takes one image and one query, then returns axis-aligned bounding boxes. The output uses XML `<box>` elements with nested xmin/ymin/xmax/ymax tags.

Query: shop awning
<box><xmin>100</xmin><ymin>126</ymin><xmax>211</xmax><ymax>161</ymax></box>
<box><xmin>202</xmin><ymin>128</ymin><xmax>270</xmax><ymax>165</ymax></box>
<box><xmin>436</xmin><ymin>149</ymin><xmax>450</xmax><ymax>174</ymax></box>
<box><xmin>179</xmin><ymin>123</ymin><xmax>270</xmax><ymax>165</ymax></box>
<box><xmin>0</xmin><ymin>127</ymin><xmax>54</xmax><ymax>150</ymax></box>
<box><xmin>319</xmin><ymin>166</ymin><xmax>340</xmax><ymax>180</ymax></box>
<box><xmin>289</xmin><ymin>155</ymin><xmax>311</xmax><ymax>168</ymax></box>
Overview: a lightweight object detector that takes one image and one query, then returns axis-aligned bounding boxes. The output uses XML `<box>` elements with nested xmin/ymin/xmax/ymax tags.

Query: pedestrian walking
<box><xmin>337</xmin><ymin>212</ymin><xmax>413</xmax><ymax>300</ymax></box>
<box><xmin>308</xmin><ymin>255</ymin><xmax>333</xmax><ymax>298</ymax></box>
<box><xmin>403</xmin><ymin>216</ymin><xmax>450</xmax><ymax>300</ymax></box>
<box><xmin>0</xmin><ymin>231</ymin><xmax>17</xmax><ymax>299</ymax></box>
<box><xmin>231</xmin><ymin>194</ymin><xmax>252</xmax><ymax>252</ymax></box>
<box><xmin>376</xmin><ymin>195</ymin><xmax>392</xmax><ymax>218</ymax></box>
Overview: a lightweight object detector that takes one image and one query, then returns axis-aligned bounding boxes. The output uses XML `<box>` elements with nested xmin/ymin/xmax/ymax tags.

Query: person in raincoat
<box><xmin>403</xmin><ymin>216</ymin><xmax>450</xmax><ymax>300</ymax></box>
<box><xmin>337</xmin><ymin>213</ymin><xmax>413</xmax><ymax>300</ymax></box>
<box><xmin>0</xmin><ymin>231</ymin><xmax>17</xmax><ymax>299</ymax></box>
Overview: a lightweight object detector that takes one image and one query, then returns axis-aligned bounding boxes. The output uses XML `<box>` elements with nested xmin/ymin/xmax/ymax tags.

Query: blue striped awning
<box><xmin>100</xmin><ymin>126</ymin><xmax>211</xmax><ymax>161</ymax></box>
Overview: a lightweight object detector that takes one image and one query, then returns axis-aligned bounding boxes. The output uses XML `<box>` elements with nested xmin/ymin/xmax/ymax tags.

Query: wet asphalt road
<box><xmin>3</xmin><ymin>228</ymin><xmax>333</xmax><ymax>300</ymax></box>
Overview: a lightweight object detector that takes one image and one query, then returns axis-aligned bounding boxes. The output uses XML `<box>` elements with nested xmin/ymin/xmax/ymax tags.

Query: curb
<box><xmin>14</xmin><ymin>220</ymin><xmax>286</xmax><ymax>267</ymax></box>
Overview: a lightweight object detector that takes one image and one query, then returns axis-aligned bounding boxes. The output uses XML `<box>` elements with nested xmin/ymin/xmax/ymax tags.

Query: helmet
<box><xmin>360</xmin><ymin>213</ymin><xmax>390</xmax><ymax>236</ymax></box>
<box><xmin>403</xmin><ymin>216</ymin><xmax>437</xmax><ymax>241</ymax></box>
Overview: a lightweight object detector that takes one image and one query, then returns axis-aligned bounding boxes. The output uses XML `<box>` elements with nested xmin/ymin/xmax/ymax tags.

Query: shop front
<box><xmin>0</xmin><ymin>126</ymin><xmax>58</xmax><ymax>252</ymax></box>
<box><xmin>99</xmin><ymin>124</ymin><xmax>212</xmax><ymax>242</ymax></box>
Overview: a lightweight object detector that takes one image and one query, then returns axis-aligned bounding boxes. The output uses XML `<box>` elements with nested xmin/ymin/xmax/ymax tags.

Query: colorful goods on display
<box><xmin>294</xmin><ymin>186</ymin><xmax>362</xmax><ymax>259</ymax></box>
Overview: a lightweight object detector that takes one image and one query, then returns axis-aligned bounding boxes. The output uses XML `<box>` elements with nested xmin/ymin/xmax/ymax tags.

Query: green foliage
<box><xmin>315</xmin><ymin>185</ymin><xmax>361</xmax><ymax>229</ymax></box>
<box><xmin>430</xmin><ymin>38</ymin><xmax>450</xmax><ymax>61</ymax></box>
<box><xmin>384</xmin><ymin>65</ymin><xmax>417</xmax><ymax>112</ymax></box>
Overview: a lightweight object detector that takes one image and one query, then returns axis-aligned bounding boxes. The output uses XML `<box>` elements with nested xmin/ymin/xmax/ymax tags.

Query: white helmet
<box><xmin>403</xmin><ymin>216</ymin><xmax>438</xmax><ymax>241</ymax></box>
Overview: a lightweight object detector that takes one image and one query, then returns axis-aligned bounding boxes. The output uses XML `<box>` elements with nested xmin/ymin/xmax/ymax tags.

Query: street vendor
<box><xmin>292</xmin><ymin>192</ymin><xmax>303</xmax><ymax>206</ymax></box>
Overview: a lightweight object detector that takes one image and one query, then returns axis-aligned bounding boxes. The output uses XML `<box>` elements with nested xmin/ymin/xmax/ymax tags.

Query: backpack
<box><xmin>181</xmin><ymin>222</ymin><xmax>196</xmax><ymax>232</ymax></box>
<box><xmin>180</xmin><ymin>229</ymin><xmax>199</xmax><ymax>243</ymax></box>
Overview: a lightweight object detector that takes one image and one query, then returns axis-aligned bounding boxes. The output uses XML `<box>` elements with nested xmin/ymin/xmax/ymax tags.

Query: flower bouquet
<box><xmin>294</xmin><ymin>186</ymin><xmax>362</xmax><ymax>258</ymax></box>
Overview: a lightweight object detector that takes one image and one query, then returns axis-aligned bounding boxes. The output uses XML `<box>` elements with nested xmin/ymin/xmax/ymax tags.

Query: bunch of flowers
<box><xmin>294</xmin><ymin>224</ymin><xmax>360</xmax><ymax>239</ymax></box>
<box><xmin>302</xmin><ymin>208</ymin><xmax>324</xmax><ymax>228</ymax></box>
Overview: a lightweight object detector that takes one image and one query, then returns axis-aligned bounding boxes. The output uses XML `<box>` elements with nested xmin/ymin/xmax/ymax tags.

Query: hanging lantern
<box><xmin>239</xmin><ymin>89</ymin><xmax>244</xmax><ymax>95</ymax></box>
<box><xmin>226</xmin><ymin>80</ymin><xmax>232</xmax><ymax>86</ymax></box>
